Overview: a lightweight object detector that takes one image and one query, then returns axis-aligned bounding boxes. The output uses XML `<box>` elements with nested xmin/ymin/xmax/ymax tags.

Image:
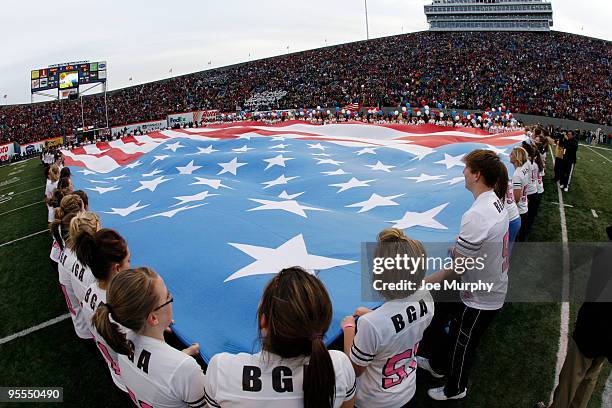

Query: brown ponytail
<box><xmin>49</xmin><ymin>194</ymin><xmax>83</xmax><ymax>249</ymax></box>
<box><xmin>74</xmin><ymin>228</ymin><xmax>128</xmax><ymax>282</ymax></box>
<box><xmin>258</xmin><ymin>267</ymin><xmax>335</xmax><ymax>408</ymax></box>
<box><xmin>92</xmin><ymin>267</ymin><xmax>159</xmax><ymax>355</ymax></box>
<box><xmin>463</xmin><ymin>149</ymin><xmax>508</xmax><ymax>199</ymax></box>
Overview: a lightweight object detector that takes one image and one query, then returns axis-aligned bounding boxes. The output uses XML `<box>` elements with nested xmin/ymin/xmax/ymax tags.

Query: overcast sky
<box><xmin>0</xmin><ymin>0</ymin><xmax>609</xmax><ymax>105</ymax></box>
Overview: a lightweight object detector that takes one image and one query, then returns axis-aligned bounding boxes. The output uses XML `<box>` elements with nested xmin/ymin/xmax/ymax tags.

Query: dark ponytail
<box><xmin>463</xmin><ymin>149</ymin><xmax>508</xmax><ymax>200</ymax></box>
<box><xmin>74</xmin><ymin>228</ymin><xmax>128</xmax><ymax>281</ymax></box>
<box><xmin>258</xmin><ymin>267</ymin><xmax>335</xmax><ymax>408</ymax></box>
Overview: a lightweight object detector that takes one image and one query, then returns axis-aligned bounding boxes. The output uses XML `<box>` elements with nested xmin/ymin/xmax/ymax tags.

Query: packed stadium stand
<box><xmin>0</xmin><ymin>30</ymin><xmax>610</xmax><ymax>145</ymax></box>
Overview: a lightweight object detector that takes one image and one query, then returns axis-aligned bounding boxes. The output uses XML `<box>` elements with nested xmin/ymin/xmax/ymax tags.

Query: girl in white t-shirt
<box><xmin>94</xmin><ymin>267</ymin><xmax>204</xmax><ymax>408</ymax></box>
<box><xmin>77</xmin><ymin>228</ymin><xmax>130</xmax><ymax>393</ymax></box>
<box><xmin>510</xmin><ymin>146</ymin><xmax>530</xmax><ymax>243</ymax></box>
<box><xmin>421</xmin><ymin>149</ymin><xmax>509</xmax><ymax>401</ymax></box>
<box><xmin>45</xmin><ymin>165</ymin><xmax>60</xmax><ymax>223</ymax></box>
<box><xmin>204</xmin><ymin>267</ymin><xmax>356</xmax><ymax>408</ymax></box>
<box><xmin>341</xmin><ymin>228</ymin><xmax>434</xmax><ymax>408</ymax></box>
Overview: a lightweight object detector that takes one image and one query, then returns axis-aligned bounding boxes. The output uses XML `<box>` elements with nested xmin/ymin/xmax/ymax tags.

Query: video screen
<box><xmin>59</xmin><ymin>71</ymin><xmax>79</xmax><ymax>89</ymax></box>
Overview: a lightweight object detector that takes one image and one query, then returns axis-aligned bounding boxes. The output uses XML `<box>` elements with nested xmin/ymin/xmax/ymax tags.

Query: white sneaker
<box><xmin>564</xmin><ymin>187</ymin><xmax>569</xmax><ymax>192</ymax></box>
<box><xmin>427</xmin><ymin>386</ymin><xmax>467</xmax><ymax>401</ymax></box>
<box><xmin>416</xmin><ymin>356</ymin><xmax>444</xmax><ymax>378</ymax></box>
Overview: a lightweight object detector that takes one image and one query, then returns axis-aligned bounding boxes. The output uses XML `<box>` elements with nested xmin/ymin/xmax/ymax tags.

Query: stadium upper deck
<box><xmin>0</xmin><ymin>30</ymin><xmax>610</xmax><ymax>145</ymax></box>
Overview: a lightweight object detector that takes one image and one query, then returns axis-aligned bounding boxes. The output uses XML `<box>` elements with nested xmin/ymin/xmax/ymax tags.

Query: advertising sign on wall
<box><xmin>0</xmin><ymin>143</ymin><xmax>15</xmax><ymax>161</ymax></box>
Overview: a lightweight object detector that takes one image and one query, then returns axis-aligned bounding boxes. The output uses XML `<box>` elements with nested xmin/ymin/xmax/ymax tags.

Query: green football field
<box><xmin>0</xmin><ymin>143</ymin><xmax>610</xmax><ymax>407</ymax></box>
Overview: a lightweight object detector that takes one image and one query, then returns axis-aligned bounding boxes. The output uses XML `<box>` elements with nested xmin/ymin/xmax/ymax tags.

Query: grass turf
<box><xmin>0</xmin><ymin>145</ymin><xmax>609</xmax><ymax>407</ymax></box>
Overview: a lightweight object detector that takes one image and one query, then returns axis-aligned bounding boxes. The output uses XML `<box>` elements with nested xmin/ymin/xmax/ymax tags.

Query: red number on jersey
<box><xmin>381</xmin><ymin>343</ymin><xmax>418</xmax><ymax>389</ymax></box>
<box><xmin>502</xmin><ymin>230</ymin><xmax>510</xmax><ymax>274</ymax></box>
<box><xmin>97</xmin><ymin>341</ymin><xmax>121</xmax><ymax>375</ymax></box>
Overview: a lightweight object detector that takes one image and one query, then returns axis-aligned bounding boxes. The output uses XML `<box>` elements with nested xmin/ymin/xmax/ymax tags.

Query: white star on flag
<box><xmin>262</xmin><ymin>174</ymin><xmax>298</xmax><ymax>189</ymax></box>
<box><xmin>164</xmin><ymin>142</ymin><xmax>185</xmax><ymax>152</ymax></box>
<box><xmin>79</xmin><ymin>169</ymin><xmax>97</xmax><ymax>175</ymax></box>
<box><xmin>346</xmin><ymin>193</ymin><xmax>405</xmax><ymax>213</ymax></box>
<box><xmin>270</xmin><ymin>136</ymin><xmax>286</xmax><ymax>141</ymax></box>
<box><xmin>404</xmin><ymin>173</ymin><xmax>445</xmax><ymax>183</ymax></box>
<box><xmin>142</xmin><ymin>169</ymin><xmax>163</xmax><ymax>177</ymax></box>
<box><xmin>435</xmin><ymin>153</ymin><xmax>465</xmax><ymax>169</ymax></box>
<box><xmin>133</xmin><ymin>176</ymin><xmax>172</xmax><ymax>192</ymax></box>
<box><xmin>388</xmin><ymin>203</ymin><xmax>449</xmax><ymax>230</ymax></box>
<box><xmin>125</xmin><ymin>160</ymin><xmax>143</xmax><ymax>169</ymax></box>
<box><xmin>172</xmin><ymin>191</ymin><xmax>218</xmax><ymax>206</ymax></box>
<box><xmin>218</xmin><ymin>157</ymin><xmax>247</xmax><ymax>175</ymax></box>
<box><xmin>87</xmin><ymin>186</ymin><xmax>121</xmax><ymax>194</ymax></box>
<box><xmin>152</xmin><ymin>155</ymin><xmax>169</xmax><ymax>163</ymax></box>
<box><xmin>263</xmin><ymin>154</ymin><xmax>294</xmax><ymax>170</ymax></box>
<box><xmin>136</xmin><ymin>204</ymin><xmax>205</xmax><ymax>221</ymax></box>
<box><xmin>87</xmin><ymin>179</ymin><xmax>109</xmax><ymax>184</ymax></box>
<box><xmin>238</xmin><ymin>134</ymin><xmax>252</xmax><ymax>140</ymax></box>
<box><xmin>437</xmin><ymin>176</ymin><xmax>465</xmax><ymax>186</ymax></box>
<box><xmin>316</xmin><ymin>158</ymin><xmax>343</xmax><ymax>166</ymax></box>
<box><xmin>356</xmin><ymin>147</ymin><xmax>377</xmax><ymax>155</ymax></box>
<box><xmin>232</xmin><ymin>145</ymin><xmax>255</xmax><ymax>153</ymax></box>
<box><xmin>103</xmin><ymin>201</ymin><xmax>149</xmax><ymax>217</ymax></box>
<box><xmin>176</xmin><ymin>160</ymin><xmax>202</xmax><ymax>175</ymax></box>
<box><xmin>322</xmin><ymin>169</ymin><xmax>350</xmax><ymax>176</ymax></box>
<box><xmin>269</xmin><ymin>144</ymin><xmax>289</xmax><ymax>149</ymax></box>
<box><xmin>224</xmin><ymin>234</ymin><xmax>356</xmax><ymax>282</ymax></box>
<box><xmin>106</xmin><ymin>174</ymin><xmax>128</xmax><ymax>181</ymax></box>
<box><xmin>307</xmin><ymin>143</ymin><xmax>326</xmax><ymax>150</ymax></box>
<box><xmin>485</xmin><ymin>145</ymin><xmax>509</xmax><ymax>155</ymax></box>
<box><xmin>365</xmin><ymin>161</ymin><xmax>396</xmax><ymax>172</ymax></box>
<box><xmin>312</xmin><ymin>153</ymin><xmax>332</xmax><ymax>157</ymax></box>
<box><xmin>188</xmin><ymin>145</ymin><xmax>218</xmax><ymax>155</ymax></box>
<box><xmin>190</xmin><ymin>177</ymin><xmax>231</xmax><ymax>189</ymax></box>
<box><xmin>248</xmin><ymin>198</ymin><xmax>327</xmax><ymax>218</ymax></box>
<box><xmin>278</xmin><ymin>190</ymin><xmax>304</xmax><ymax>200</ymax></box>
<box><xmin>404</xmin><ymin>168</ymin><xmax>416</xmax><ymax>172</ymax></box>
<box><xmin>330</xmin><ymin>177</ymin><xmax>376</xmax><ymax>193</ymax></box>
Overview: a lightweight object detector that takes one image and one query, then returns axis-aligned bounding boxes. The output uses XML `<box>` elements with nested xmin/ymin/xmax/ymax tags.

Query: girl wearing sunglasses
<box><xmin>93</xmin><ymin>267</ymin><xmax>204</xmax><ymax>408</ymax></box>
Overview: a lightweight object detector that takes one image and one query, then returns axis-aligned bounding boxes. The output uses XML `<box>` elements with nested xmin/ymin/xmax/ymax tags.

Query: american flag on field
<box><xmin>63</xmin><ymin>121</ymin><xmax>525</xmax><ymax>361</ymax></box>
<box><xmin>342</xmin><ymin>102</ymin><xmax>360</xmax><ymax>111</ymax></box>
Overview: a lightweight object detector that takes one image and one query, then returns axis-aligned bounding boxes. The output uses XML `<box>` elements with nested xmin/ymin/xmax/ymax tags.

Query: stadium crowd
<box><xmin>1</xmin><ymin>31</ymin><xmax>611</xmax><ymax>145</ymax></box>
<box><xmin>38</xmin><ymin>124</ymin><xmax>612</xmax><ymax>408</ymax></box>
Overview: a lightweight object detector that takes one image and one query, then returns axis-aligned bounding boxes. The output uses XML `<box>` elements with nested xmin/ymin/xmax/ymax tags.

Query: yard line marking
<box><xmin>550</xmin><ymin>201</ymin><xmax>573</xmax><ymax>208</ymax></box>
<box><xmin>584</xmin><ymin>145</ymin><xmax>612</xmax><ymax>163</ymax></box>
<box><xmin>591</xmin><ymin>209</ymin><xmax>598</xmax><ymax>218</ymax></box>
<box><xmin>0</xmin><ymin>201</ymin><xmax>44</xmax><ymax>216</ymax></box>
<box><xmin>0</xmin><ymin>177</ymin><xmax>42</xmax><ymax>192</ymax></box>
<box><xmin>549</xmin><ymin>145</ymin><xmax>570</xmax><ymax>405</ymax></box>
<box><xmin>0</xmin><ymin>229</ymin><xmax>48</xmax><ymax>247</ymax></box>
<box><xmin>0</xmin><ymin>314</ymin><xmax>71</xmax><ymax>345</ymax></box>
<box><xmin>9</xmin><ymin>185</ymin><xmax>45</xmax><ymax>197</ymax></box>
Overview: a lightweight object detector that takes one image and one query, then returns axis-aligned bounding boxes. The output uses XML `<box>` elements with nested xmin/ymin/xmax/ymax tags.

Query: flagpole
<box><xmin>364</xmin><ymin>0</ymin><xmax>370</xmax><ymax>40</ymax></box>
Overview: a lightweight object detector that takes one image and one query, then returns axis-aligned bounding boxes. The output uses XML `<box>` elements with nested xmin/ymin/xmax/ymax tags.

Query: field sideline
<box><xmin>0</xmin><ymin>144</ymin><xmax>610</xmax><ymax>407</ymax></box>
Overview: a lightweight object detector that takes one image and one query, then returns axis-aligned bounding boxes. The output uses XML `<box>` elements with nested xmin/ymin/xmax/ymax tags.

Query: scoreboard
<box><xmin>31</xmin><ymin>61</ymin><xmax>107</xmax><ymax>93</ymax></box>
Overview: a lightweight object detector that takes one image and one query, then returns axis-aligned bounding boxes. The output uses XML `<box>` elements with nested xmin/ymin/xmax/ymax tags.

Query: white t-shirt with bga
<box><xmin>204</xmin><ymin>350</ymin><xmax>356</xmax><ymax>408</ymax></box>
<box><xmin>455</xmin><ymin>190</ymin><xmax>510</xmax><ymax>311</ymax></box>
<box><xmin>119</xmin><ymin>333</ymin><xmax>206</xmax><ymax>408</ymax></box>
<box><xmin>350</xmin><ymin>290</ymin><xmax>434</xmax><ymax>408</ymax></box>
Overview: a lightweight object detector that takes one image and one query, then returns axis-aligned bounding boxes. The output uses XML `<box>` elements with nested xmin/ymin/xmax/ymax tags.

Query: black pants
<box><xmin>524</xmin><ymin>193</ymin><xmax>540</xmax><ymax>237</ymax></box>
<box><xmin>553</xmin><ymin>157</ymin><xmax>565</xmax><ymax>182</ymax></box>
<box><xmin>420</xmin><ymin>301</ymin><xmax>499</xmax><ymax>396</ymax></box>
<box><xmin>560</xmin><ymin>161</ymin><xmax>575</xmax><ymax>188</ymax></box>
<box><xmin>516</xmin><ymin>212</ymin><xmax>529</xmax><ymax>242</ymax></box>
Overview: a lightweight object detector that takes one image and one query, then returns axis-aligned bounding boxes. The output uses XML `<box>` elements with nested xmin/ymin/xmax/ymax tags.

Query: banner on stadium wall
<box><xmin>18</xmin><ymin>141</ymin><xmax>45</xmax><ymax>155</ymax></box>
<box><xmin>0</xmin><ymin>142</ymin><xmax>15</xmax><ymax>161</ymax></box>
<box><xmin>44</xmin><ymin>137</ymin><xmax>64</xmax><ymax>148</ymax></box>
<box><xmin>111</xmin><ymin>119</ymin><xmax>167</xmax><ymax>136</ymax></box>
<box><xmin>167</xmin><ymin>112</ymin><xmax>194</xmax><ymax>127</ymax></box>
<box><xmin>193</xmin><ymin>110</ymin><xmax>219</xmax><ymax>122</ymax></box>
